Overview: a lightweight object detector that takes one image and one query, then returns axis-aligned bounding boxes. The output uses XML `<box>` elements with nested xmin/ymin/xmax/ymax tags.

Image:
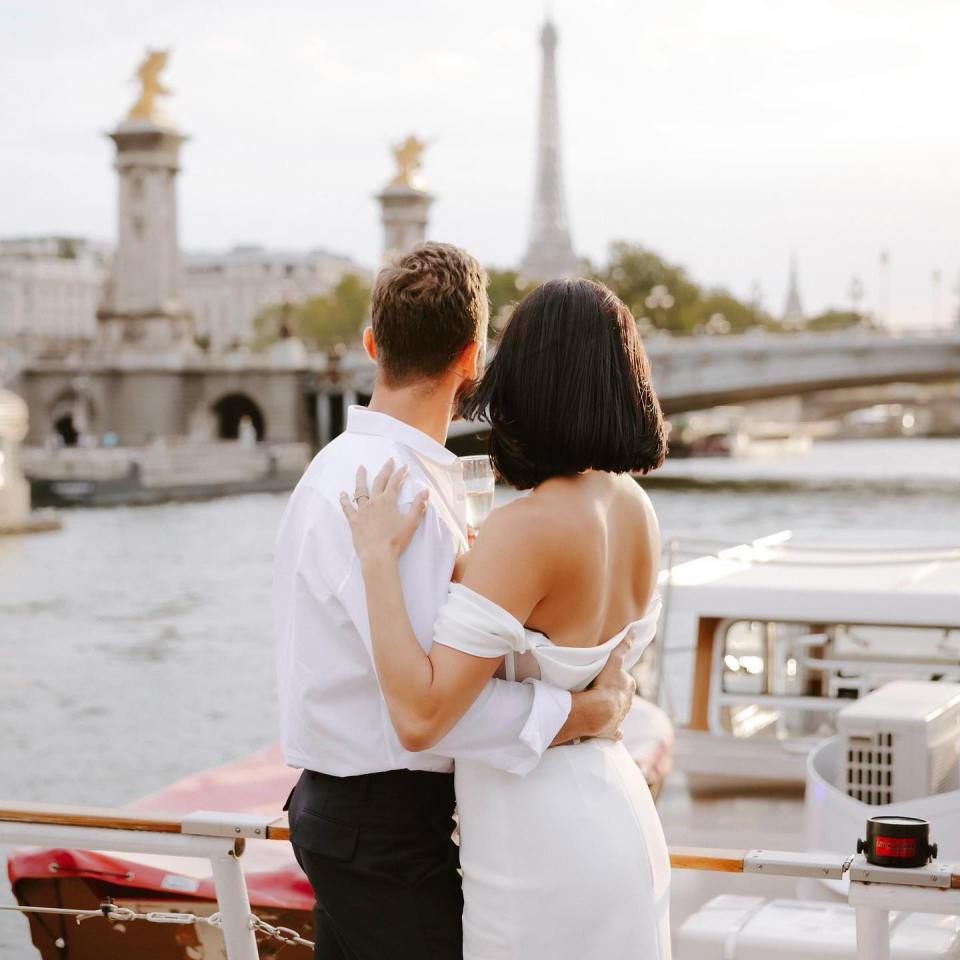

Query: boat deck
<box><xmin>658</xmin><ymin>774</ymin><xmax>808</xmax><ymax>932</ymax></box>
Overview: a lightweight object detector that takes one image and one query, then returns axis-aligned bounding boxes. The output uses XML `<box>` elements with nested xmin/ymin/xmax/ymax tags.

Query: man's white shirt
<box><xmin>273</xmin><ymin>406</ymin><xmax>572</xmax><ymax>777</ymax></box>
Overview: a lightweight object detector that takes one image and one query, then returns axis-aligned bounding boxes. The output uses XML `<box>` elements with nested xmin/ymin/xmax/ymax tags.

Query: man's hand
<box><xmin>551</xmin><ymin>631</ymin><xmax>637</xmax><ymax>745</ymax></box>
<box><xmin>587</xmin><ymin>632</ymin><xmax>638</xmax><ymax>740</ymax></box>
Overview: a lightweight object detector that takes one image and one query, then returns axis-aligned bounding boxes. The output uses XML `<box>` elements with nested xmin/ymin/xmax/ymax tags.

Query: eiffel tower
<box><xmin>520</xmin><ymin>17</ymin><xmax>579</xmax><ymax>282</ymax></box>
<box><xmin>782</xmin><ymin>256</ymin><xmax>806</xmax><ymax>329</ymax></box>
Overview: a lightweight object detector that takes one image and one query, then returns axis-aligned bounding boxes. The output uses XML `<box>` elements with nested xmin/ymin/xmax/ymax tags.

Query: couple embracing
<box><xmin>273</xmin><ymin>242</ymin><xmax>671</xmax><ymax>959</ymax></box>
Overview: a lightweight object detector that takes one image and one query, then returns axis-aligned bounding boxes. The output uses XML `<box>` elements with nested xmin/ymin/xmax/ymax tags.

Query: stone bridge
<box><xmin>444</xmin><ymin>329</ymin><xmax>960</xmax><ymax>439</ymax></box>
<box><xmin>8</xmin><ymin>329</ymin><xmax>960</xmax><ymax>450</ymax></box>
<box><xmin>644</xmin><ymin>329</ymin><xmax>960</xmax><ymax>415</ymax></box>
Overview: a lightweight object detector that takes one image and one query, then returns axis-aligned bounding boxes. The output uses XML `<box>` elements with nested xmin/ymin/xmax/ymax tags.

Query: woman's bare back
<box><xmin>459</xmin><ymin>471</ymin><xmax>660</xmax><ymax>649</ymax></box>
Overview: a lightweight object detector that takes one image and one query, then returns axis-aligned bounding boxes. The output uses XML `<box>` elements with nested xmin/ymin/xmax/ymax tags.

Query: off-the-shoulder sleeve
<box><xmin>432</xmin><ymin>583</ymin><xmax>528</xmax><ymax>658</ymax></box>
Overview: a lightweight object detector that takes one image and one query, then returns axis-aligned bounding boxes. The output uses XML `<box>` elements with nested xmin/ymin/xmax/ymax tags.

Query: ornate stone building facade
<box><xmin>183</xmin><ymin>246</ymin><xmax>361</xmax><ymax>353</ymax></box>
<box><xmin>0</xmin><ymin>238</ymin><xmax>110</xmax><ymax>350</ymax></box>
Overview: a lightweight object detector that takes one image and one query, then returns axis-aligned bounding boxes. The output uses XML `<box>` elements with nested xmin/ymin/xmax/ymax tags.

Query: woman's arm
<box><xmin>342</xmin><ymin>461</ymin><xmax>636</xmax><ymax>751</ymax></box>
<box><xmin>341</xmin><ymin>460</ymin><xmax>552</xmax><ymax>751</ymax></box>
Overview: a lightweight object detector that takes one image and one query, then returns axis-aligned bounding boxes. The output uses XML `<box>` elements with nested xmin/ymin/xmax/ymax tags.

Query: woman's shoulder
<box><xmin>475</xmin><ymin>492</ymin><xmax>572</xmax><ymax>556</ymax></box>
<box><xmin>455</xmin><ymin>494</ymin><xmax>568</xmax><ymax>616</ymax></box>
<box><xmin>619</xmin><ymin>474</ymin><xmax>659</xmax><ymax>524</ymax></box>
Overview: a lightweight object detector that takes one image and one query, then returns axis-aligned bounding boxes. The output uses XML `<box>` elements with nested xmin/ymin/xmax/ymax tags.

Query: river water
<box><xmin>1</xmin><ymin>437</ymin><xmax>958</xmax><ymax>957</ymax></box>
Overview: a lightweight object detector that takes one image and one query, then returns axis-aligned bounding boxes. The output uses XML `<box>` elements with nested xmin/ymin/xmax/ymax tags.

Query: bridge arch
<box><xmin>49</xmin><ymin>388</ymin><xmax>98</xmax><ymax>447</ymax></box>
<box><xmin>211</xmin><ymin>392</ymin><xmax>266</xmax><ymax>442</ymax></box>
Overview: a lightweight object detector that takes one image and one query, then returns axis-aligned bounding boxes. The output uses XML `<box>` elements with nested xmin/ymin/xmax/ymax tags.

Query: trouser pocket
<box><xmin>290</xmin><ymin>807</ymin><xmax>360</xmax><ymax>863</ymax></box>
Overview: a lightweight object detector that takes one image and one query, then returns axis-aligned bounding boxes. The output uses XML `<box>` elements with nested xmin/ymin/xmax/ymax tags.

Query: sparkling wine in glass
<box><xmin>460</xmin><ymin>455</ymin><xmax>495</xmax><ymax>531</ymax></box>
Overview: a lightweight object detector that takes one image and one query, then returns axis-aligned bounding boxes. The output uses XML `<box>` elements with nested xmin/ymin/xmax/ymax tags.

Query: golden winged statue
<box><xmin>389</xmin><ymin>135</ymin><xmax>427</xmax><ymax>188</ymax></box>
<box><xmin>127</xmin><ymin>49</ymin><xmax>172</xmax><ymax>122</ymax></box>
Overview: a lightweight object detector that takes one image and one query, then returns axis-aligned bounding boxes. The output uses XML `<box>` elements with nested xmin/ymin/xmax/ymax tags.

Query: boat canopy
<box><xmin>661</xmin><ymin>534</ymin><xmax>960</xmax><ymax>628</ymax></box>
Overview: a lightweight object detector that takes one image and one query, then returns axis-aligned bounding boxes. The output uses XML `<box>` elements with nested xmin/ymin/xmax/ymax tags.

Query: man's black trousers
<box><xmin>286</xmin><ymin>767</ymin><xmax>463</xmax><ymax>960</ymax></box>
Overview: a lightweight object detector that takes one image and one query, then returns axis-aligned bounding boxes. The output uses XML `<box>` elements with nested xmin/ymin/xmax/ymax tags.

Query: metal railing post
<box><xmin>854</xmin><ymin>902</ymin><xmax>890</xmax><ymax>960</ymax></box>
<box><xmin>209</xmin><ymin>844</ymin><xmax>260</xmax><ymax>960</ymax></box>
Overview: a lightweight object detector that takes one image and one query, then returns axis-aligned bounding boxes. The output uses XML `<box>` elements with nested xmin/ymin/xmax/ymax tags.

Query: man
<box><xmin>273</xmin><ymin>242</ymin><xmax>636</xmax><ymax>960</ymax></box>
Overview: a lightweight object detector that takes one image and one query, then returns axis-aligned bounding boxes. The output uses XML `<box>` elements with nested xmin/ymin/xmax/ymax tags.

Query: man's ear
<box><xmin>362</xmin><ymin>327</ymin><xmax>377</xmax><ymax>361</ymax></box>
<box><xmin>453</xmin><ymin>340</ymin><xmax>482</xmax><ymax>381</ymax></box>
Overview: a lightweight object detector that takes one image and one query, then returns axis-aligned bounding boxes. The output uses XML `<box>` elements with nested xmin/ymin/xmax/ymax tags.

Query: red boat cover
<box><xmin>7</xmin><ymin>743</ymin><xmax>311</xmax><ymax>910</ymax></box>
<box><xmin>8</xmin><ymin>700</ymin><xmax>672</xmax><ymax>910</ymax></box>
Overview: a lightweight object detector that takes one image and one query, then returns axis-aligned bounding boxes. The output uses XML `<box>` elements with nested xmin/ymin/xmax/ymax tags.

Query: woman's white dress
<box><xmin>434</xmin><ymin>584</ymin><xmax>671</xmax><ymax>960</ymax></box>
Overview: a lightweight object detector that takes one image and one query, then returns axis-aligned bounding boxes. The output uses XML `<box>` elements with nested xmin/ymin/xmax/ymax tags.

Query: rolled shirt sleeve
<box><xmin>434</xmin><ymin>676</ymin><xmax>571</xmax><ymax>776</ymax></box>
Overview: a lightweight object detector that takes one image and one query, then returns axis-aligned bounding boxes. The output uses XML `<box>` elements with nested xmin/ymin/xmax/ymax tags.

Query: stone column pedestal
<box><xmin>96</xmin><ymin>118</ymin><xmax>195</xmax><ymax>351</ymax></box>
<box><xmin>376</xmin><ymin>184</ymin><xmax>434</xmax><ymax>265</ymax></box>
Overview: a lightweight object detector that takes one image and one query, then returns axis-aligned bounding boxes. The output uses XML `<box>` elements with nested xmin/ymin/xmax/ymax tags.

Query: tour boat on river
<box><xmin>660</xmin><ymin>532</ymin><xmax>960</xmax><ymax>789</ymax></box>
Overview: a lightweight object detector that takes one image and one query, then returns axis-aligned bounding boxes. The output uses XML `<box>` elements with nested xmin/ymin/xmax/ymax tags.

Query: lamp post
<box><xmin>878</xmin><ymin>250</ymin><xmax>890</xmax><ymax>327</ymax></box>
<box><xmin>278</xmin><ymin>299</ymin><xmax>293</xmax><ymax>340</ymax></box>
<box><xmin>952</xmin><ymin>271</ymin><xmax>960</xmax><ymax>328</ymax></box>
<box><xmin>848</xmin><ymin>275</ymin><xmax>865</xmax><ymax>324</ymax></box>
<box><xmin>931</xmin><ymin>269</ymin><xmax>943</xmax><ymax>328</ymax></box>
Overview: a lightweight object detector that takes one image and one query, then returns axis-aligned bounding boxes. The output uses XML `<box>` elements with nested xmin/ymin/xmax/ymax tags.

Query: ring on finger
<box><xmin>354</xmin><ymin>494</ymin><xmax>369</xmax><ymax>504</ymax></box>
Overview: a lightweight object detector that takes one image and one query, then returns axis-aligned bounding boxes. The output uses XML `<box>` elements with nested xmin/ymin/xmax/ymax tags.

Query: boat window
<box><xmin>713</xmin><ymin>619</ymin><xmax>960</xmax><ymax>742</ymax></box>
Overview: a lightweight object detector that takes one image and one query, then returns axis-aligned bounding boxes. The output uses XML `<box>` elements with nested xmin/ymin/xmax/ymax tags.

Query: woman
<box><xmin>340</xmin><ymin>278</ymin><xmax>671</xmax><ymax>959</ymax></box>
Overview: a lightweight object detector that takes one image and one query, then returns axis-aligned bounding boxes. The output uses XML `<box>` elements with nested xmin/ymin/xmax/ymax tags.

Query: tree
<box><xmin>688</xmin><ymin>289</ymin><xmax>768</xmax><ymax>334</ymax></box>
<box><xmin>589</xmin><ymin>242</ymin><xmax>772</xmax><ymax>336</ymax></box>
<box><xmin>805</xmin><ymin>309</ymin><xmax>874</xmax><ymax>332</ymax></box>
<box><xmin>253</xmin><ymin>273</ymin><xmax>371</xmax><ymax>350</ymax></box>
<box><xmin>498</xmin><ymin>241</ymin><xmax>885</xmax><ymax>338</ymax></box>
<box><xmin>486</xmin><ymin>268</ymin><xmax>536</xmax><ymax>335</ymax></box>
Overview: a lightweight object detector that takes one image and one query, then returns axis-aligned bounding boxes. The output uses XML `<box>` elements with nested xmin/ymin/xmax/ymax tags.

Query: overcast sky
<box><xmin>3</xmin><ymin>0</ymin><xmax>958</xmax><ymax>327</ymax></box>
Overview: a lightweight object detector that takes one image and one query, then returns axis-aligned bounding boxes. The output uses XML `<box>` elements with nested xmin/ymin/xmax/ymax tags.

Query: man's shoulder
<box><xmin>300</xmin><ymin>434</ymin><xmax>403</xmax><ymax>492</ymax></box>
<box><xmin>299</xmin><ymin>432</ymin><xmax>431</xmax><ymax>501</ymax></box>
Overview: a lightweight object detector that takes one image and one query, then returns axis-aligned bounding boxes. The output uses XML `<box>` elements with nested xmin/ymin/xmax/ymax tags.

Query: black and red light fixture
<box><xmin>857</xmin><ymin>816</ymin><xmax>938</xmax><ymax>869</ymax></box>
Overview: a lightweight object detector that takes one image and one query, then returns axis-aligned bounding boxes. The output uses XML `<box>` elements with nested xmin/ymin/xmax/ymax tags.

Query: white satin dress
<box><xmin>434</xmin><ymin>584</ymin><xmax>672</xmax><ymax>960</ymax></box>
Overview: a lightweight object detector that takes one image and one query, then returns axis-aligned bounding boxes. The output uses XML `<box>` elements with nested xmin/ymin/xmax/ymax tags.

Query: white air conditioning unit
<box><xmin>837</xmin><ymin>681</ymin><xmax>960</xmax><ymax>805</ymax></box>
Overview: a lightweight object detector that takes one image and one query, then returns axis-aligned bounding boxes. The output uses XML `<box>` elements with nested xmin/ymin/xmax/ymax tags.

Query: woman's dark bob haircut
<box><xmin>460</xmin><ymin>278</ymin><xmax>667</xmax><ymax>491</ymax></box>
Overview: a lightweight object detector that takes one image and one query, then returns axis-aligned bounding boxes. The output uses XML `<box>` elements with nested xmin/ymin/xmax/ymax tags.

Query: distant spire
<box><xmin>520</xmin><ymin>16</ymin><xmax>578</xmax><ymax>282</ymax></box>
<box><xmin>782</xmin><ymin>255</ymin><xmax>805</xmax><ymax>328</ymax></box>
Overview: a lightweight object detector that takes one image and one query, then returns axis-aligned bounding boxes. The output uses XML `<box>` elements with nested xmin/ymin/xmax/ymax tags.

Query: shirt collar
<box><xmin>346</xmin><ymin>406</ymin><xmax>457</xmax><ymax>467</ymax></box>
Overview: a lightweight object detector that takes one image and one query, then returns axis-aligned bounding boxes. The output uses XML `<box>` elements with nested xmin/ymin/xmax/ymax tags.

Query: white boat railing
<box><xmin>2</xmin><ymin>803</ymin><xmax>959</xmax><ymax>960</ymax></box>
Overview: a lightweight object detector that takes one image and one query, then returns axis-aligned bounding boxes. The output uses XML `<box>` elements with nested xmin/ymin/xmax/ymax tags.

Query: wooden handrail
<box><xmin>267</xmin><ymin>819</ymin><xmax>290</xmax><ymax>841</ymax></box>
<box><xmin>0</xmin><ymin>801</ymin><xmax>290</xmax><ymax>840</ymax></box>
<box><xmin>0</xmin><ymin>805</ymin><xmax>749</xmax><ymax>872</ymax></box>
<box><xmin>668</xmin><ymin>846</ymin><xmax>746</xmax><ymax>873</ymax></box>
<box><xmin>0</xmin><ymin>802</ymin><xmax>184</xmax><ymax>834</ymax></box>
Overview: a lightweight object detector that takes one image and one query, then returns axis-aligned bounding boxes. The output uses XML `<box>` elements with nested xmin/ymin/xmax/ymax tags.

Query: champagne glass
<box><xmin>460</xmin><ymin>455</ymin><xmax>495</xmax><ymax>532</ymax></box>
